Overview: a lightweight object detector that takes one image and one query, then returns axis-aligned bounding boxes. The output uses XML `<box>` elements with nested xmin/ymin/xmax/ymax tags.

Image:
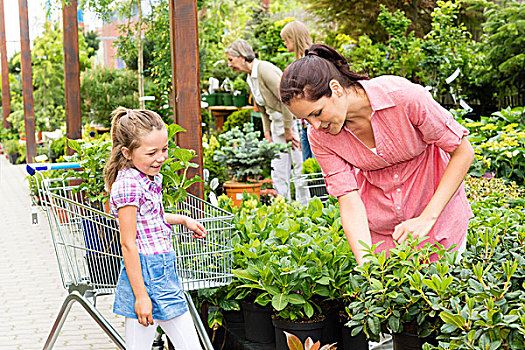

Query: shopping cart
<box><xmin>27</xmin><ymin>163</ymin><xmax>234</xmax><ymax>350</ymax></box>
<box><xmin>292</xmin><ymin>172</ymin><xmax>329</xmax><ymax>203</ymax></box>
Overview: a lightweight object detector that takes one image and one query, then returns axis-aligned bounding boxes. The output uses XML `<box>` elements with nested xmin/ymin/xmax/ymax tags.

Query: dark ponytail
<box><xmin>280</xmin><ymin>44</ymin><xmax>368</xmax><ymax>105</ymax></box>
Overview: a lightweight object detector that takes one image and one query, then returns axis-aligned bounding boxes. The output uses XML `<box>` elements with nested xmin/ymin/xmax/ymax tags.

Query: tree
<box><xmin>477</xmin><ymin>2</ymin><xmax>525</xmax><ymax>107</ymax></box>
<box><xmin>302</xmin><ymin>0</ymin><xmax>438</xmax><ymax>41</ymax></box>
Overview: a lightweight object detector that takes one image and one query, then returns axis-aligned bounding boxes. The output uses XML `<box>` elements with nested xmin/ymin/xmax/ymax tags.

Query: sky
<box><xmin>3</xmin><ymin>0</ymin><xmax>102</xmax><ymax>59</ymax></box>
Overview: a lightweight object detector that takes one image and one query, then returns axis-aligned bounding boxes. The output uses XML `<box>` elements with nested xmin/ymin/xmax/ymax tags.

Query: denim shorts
<box><xmin>113</xmin><ymin>251</ymin><xmax>188</xmax><ymax>320</ymax></box>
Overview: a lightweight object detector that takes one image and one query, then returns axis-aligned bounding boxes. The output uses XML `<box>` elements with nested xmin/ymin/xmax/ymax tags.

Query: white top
<box><xmin>247</xmin><ymin>59</ymin><xmax>265</xmax><ymax>106</ymax></box>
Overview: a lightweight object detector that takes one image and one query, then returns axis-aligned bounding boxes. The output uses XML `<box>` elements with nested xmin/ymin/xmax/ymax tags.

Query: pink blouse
<box><xmin>308</xmin><ymin>76</ymin><xmax>473</xmax><ymax>254</ymax></box>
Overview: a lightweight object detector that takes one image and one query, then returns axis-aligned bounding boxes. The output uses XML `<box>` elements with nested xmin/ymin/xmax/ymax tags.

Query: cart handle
<box><xmin>26</xmin><ymin>162</ymin><xmax>81</xmax><ymax>176</ymax></box>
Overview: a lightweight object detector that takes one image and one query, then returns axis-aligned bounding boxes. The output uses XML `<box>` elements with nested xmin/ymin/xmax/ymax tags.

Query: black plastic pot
<box><xmin>8</xmin><ymin>153</ymin><xmax>19</xmax><ymax>164</ymax></box>
<box><xmin>320</xmin><ymin>304</ymin><xmax>343</xmax><ymax>346</ymax></box>
<box><xmin>393</xmin><ymin>332</ymin><xmax>438</xmax><ymax>349</ymax></box>
<box><xmin>223</xmin><ymin>309</ymin><xmax>244</xmax><ymax>325</ymax></box>
<box><xmin>241</xmin><ymin>301</ymin><xmax>274</xmax><ymax>343</ymax></box>
<box><xmin>341</xmin><ymin>324</ymin><xmax>369</xmax><ymax>350</ymax></box>
<box><xmin>272</xmin><ymin>316</ymin><xmax>325</xmax><ymax>350</ymax></box>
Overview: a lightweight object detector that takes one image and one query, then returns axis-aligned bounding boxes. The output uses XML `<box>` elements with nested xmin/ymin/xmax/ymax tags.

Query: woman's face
<box><xmin>282</xmin><ymin>37</ymin><xmax>293</xmax><ymax>52</ymax></box>
<box><xmin>287</xmin><ymin>87</ymin><xmax>348</xmax><ymax>135</ymax></box>
<box><xmin>227</xmin><ymin>53</ymin><xmax>250</xmax><ymax>73</ymax></box>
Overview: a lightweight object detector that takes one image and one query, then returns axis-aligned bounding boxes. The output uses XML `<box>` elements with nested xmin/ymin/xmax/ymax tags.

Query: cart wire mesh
<box><xmin>292</xmin><ymin>172</ymin><xmax>329</xmax><ymax>203</ymax></box>
<box><xmin>31</xmin><ymin>170</ymin><xmax>234</xmax><ymax>296</ymax></box>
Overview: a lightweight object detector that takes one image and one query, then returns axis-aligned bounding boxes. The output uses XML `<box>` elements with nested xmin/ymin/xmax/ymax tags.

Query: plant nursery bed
<box><xmin>218</xmin><ymin>321</ymin><xmax>276</xmax><ymax>350</ymax></box>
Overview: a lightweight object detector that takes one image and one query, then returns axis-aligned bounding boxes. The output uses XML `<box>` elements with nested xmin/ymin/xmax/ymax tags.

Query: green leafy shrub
<box><xmin>5</xmin><ymin>139</ymin><xmax>20</xmax><ymax>155</ymax></box>
<box><xmin>50</xmin><ymin>137</ymin><xmax>66</xmax><ymax>158</ymax></box>
<box><xmin>213</xmin><ymin>123</ymin><xmax>287</xmax><ymax>182</ymax></box>
<box><xmin>222</xmin><ymin>110</ymin><xmax>262</xmax><ymax>133</ymax></box>
<box><xmin>66</xmin><ymin>137</ymin><xmax>112</xmax><ymax>204</ymax></box>
<box><xmin>81</xmin><ymin>68</ymin><xmax>140</xmax><ymax>127</ymax></box>
<box><xmin>461</xmin><ymin>107</ymin><xmax>525</xmax><ymax>184</ymax></box>
<box><xmin>302</xmin><ymin>158</ymin><xmax>322</xmax><ymax>175</ymax></box>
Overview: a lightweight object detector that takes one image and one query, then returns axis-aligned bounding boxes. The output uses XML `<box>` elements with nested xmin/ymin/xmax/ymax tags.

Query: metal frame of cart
<box><xmin>27</xmin><ymin>163</ymin><xmax>234</xmax><ymax>350</ymax></box>
<box><xmin>292</xmin><ymin>172</ymin><xmax>329</xmax><ymax>203</ymax></box>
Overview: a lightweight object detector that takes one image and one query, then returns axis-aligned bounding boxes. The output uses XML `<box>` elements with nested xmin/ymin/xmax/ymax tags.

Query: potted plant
<box><xmin>232</xmin><ymin>198</ymin><xmax>359</xmax><ymax>349</ymax></box>
<box><xmin>285</xmin><ymin>333</ymin><xmax>337</xmax><ymax>350</ymax></box>
<box><xmin>49</xmin><ymin>137</ymin><xmax>66</xmax><ymax>163</ymax></box>
<box><xmin>345</xmin><ymin>237</ymin><xmax>456</xmax><ymax>348</ymax></box>
<box><xmin>232</xmin><ymin>76</ymin><xmax>249</xmax><ymax>108</ymax></box>
<box><xmin>5</xmin><ymin>139</ymin><xmax>21</xmax><ymax>164</ymax></box>
<box><xmin>213</xmin><ymin>123</ymin><xmax>288</xmax><ymax>206</ymax></box>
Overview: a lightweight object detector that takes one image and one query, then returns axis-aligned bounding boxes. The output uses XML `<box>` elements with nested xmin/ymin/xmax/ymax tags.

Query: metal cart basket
<box><xmin>292</xmin><ymin>172</ymin><xmax>329</xmax><ymax>203</ymax></box>
<box><xmin>28</xmin><ymin>163</ymin><xmax>234</xmax><ymax>350</ymax></box>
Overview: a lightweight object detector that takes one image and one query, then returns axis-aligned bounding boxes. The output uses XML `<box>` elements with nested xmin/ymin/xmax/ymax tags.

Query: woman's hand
<box><xmin>284</xmin><ymin>127</ymin><xmax>300</xmax><ymax>150</ymax></box>
<box><xmin>392</xmin><ymin>215</ymin><xmax>437</xmax><ymax>243</ymax></box>
<box><xmin>135</xmin><ymin>295</ymin><xmax>154</xmax><ymax>327</ymax></box>
<box><xmin>184</xmin><ymin>217</ymin><xmax>207</xmax><ymax>239</ymax></box>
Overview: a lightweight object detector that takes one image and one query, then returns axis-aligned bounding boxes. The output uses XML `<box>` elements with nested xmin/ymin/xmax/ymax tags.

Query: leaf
<box><xmin>285</xmin><ymin>331</ymin><xmax>304</xmax><ymax>350</ymax></box>
<box><xmin>67</xmin><ymin>138</ymin><xmax>81</xmax><ymax>153</ymax></box>
<box><xmin>288</xmin><ymin>294</ymin><xmax>306</xmax><ymax>305</ymax></box>
<box><xmin>367</xmin><ymin>316</ymin><xmax>380</xmax><ymax>336</ymax></box>
<box><xmin>272</xmin><ymin>293</ymin><xmax>289</xmax><ymax>311</ymax></box>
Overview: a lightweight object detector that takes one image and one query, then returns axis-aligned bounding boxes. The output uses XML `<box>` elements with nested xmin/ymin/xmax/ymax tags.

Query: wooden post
<box><xmin>63</xmin><ymin>0</ymin><xmax>82</xmax><ymax>152</ymax></box>
<box><xmin>168</xmin><ymin>0</ymin><xmax>204</xmax><ymax>198</ymax></box>
<box><xmin>0</xmin><ymin>0</ymin><xmax>11</xmax><ymax>129</ymax></box>
<box><xmin>18</xmin><ymin>0</ymin><xmax>36</xmax><ymax>163</ymax></box>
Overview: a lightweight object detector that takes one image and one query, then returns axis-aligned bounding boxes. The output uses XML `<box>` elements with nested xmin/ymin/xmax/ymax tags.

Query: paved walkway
<box><xmin>0</xmin><ymin>157</ymin><xmax>124</xmax><ymax>349</ymax></box>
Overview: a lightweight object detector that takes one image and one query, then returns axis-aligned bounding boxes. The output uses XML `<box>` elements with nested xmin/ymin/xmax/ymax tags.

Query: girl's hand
<box><xmin>392</xmin><ymin>216</ymin><xmax>437</xmax><ymax>244</ymax></box>
<box><xmin>184</xmin><ymin>217</ymin><xmax>207</xmax><ymax>239</ymax></box>
<box><xmin>135</xmin><ymin>295</ymin><xmax>154</xmax><ymax>327</ymax></box>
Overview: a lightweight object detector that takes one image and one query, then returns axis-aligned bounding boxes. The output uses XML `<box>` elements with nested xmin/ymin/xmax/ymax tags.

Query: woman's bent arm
<box><xmin>393</xmin><ymin>137</ymin><xmax>474</xmax><ymax>243</ymax></box>
<box><xmin>118</xmin><ymin>205</ymin><xmax>153</xmax><ymax>326</ymax></box>
<box><xmin>338</xmin><ymin>190</ymin><xmax>372</xmax><ymax>265</ymax></box>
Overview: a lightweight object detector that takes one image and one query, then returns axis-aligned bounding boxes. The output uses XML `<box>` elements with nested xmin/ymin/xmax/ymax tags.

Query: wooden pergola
<box><xmin>2</xmin><ymin>0</ymin><xmax>204</xmax><ymax>196</ymax></box>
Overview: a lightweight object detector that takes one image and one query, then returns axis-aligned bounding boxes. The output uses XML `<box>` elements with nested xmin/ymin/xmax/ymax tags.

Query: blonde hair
<box><xmin>280</xmin><ymin>21</ymin><xmax>313</xmax><ymax>60</ymax></box>
<box><xmin>103</xmin><ymin>107</ymin><xmax>166</xmax><ymax>192</ymax></box>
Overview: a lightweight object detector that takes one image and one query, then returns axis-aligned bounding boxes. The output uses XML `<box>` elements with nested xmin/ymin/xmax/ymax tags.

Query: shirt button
<box><xmin>394</xmin><ymin>174</ymin><xmax>399</xmax><ymax>179</ymax></box>
<box><xmin>396</xmin><ymin>206</ymin><xmax>401</xmax><ymax>210</ymax></box>
<box><xmin>396</xmin><ymin>188</ymin><xmax>401</xmax><ymax>192</ymax></box>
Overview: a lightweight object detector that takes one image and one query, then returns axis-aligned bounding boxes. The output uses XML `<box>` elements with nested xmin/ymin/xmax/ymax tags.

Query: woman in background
<box><xmin>280</xmin><ymin>21</ymin><xmax>314</xmax><ymax>161</ymax></box>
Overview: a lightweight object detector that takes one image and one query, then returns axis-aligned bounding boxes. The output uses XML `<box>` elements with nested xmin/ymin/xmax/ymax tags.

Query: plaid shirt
<box><xmin>110</xmin><ymin>167</ymin><xmax>173</xmax><ymax>255</ymax></box>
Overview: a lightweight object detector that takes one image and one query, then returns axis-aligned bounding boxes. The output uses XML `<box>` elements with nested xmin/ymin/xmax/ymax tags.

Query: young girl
<box><xmin>104</xmin><ymin>107</ymin><xmax>206</xmax><ymax>350</ymax></box>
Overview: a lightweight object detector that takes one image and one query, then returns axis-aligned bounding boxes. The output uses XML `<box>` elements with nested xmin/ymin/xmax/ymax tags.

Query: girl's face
<box><xmin>123</xmin><ymin>128</ymin><xmax>168</xmax><ymax>180</ymax></box>
<box><xmin>286</xmin><ymin>81</ymin><xmax>348</xmax><ymax>135</ymax></box>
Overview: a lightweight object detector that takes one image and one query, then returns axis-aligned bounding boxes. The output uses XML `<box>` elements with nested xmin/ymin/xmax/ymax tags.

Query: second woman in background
<box><xmin>281</xmin><ymin>20</ymin><xmax>314</xmax><ymax>161</ymax></box>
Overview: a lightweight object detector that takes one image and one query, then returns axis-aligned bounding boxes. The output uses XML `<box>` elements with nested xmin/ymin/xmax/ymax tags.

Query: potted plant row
<box><xmin>214</xmin><ymin>122</ymin><xmax>287</xmax><ymax>206</ymax></box>
<box><xmin>344</xmin><ymin>176</ymin><xmax>525</xmax><ymax>349</ymax></box>
<box><xmin>219</xmin><ymin>194</ymin><xmax>368</xmax><ymax>350</ymax></box>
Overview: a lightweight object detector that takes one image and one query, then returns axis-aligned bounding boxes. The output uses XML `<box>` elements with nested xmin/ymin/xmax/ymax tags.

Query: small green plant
<box><xmin>66</xmin><ymin>137</ymin><xmax>112</xmax><ymax>204</ymax></box>
<box><xmin>50</xmin><ymin>137</ymin><xmax>66</xmax><ymax>158</ymax></box>
<box><xmin>302</xmin><ymin>158</ymin><xmax>322</xmax><ymax>175</ymax></box>
<box><xmin>232</xmin><ymin>76</ymin><xmax>249</xmax><ymax>93</ymax></box>
<box><xmin>160</xmin><ymin>123</ymin><xmax>203</xmax><ymax>209</ymax></box>
<box><xmin>213</xmin><ymin>123</ymin><xmax>288</xmax><ymax>183</ymax></box>
<box><xmin>5</xmin><ymin>139</ymin><xmax>20</xmax><ymax>155</ymax></box>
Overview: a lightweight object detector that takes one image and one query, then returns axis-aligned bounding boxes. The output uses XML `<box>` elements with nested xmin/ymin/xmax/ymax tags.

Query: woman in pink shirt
<box><xmin>279</xmin><ymin>44</ymin><xmax>474</xmax><ymax>264</ymax></box>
